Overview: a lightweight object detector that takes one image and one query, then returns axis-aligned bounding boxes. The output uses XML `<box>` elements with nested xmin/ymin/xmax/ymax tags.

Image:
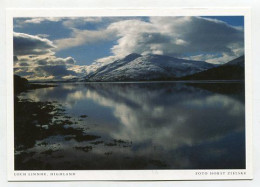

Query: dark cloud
<box><xmin>19</xmin><ymin>62</ymin><xmax>29</xmax><ymax>66</ymax></box>
<box><xmin>37</xmin><ymin>59</ymin><xmax>48</xmax><ymax>66</ymax></box>
<box><xmin>13</xmin><ymin>32</ymin><xmax>55</xmax><ymax>56</ymax></box>
<box><xmin>47</xmin><ymin>56</ymin><xmax>76</xmax><ymax>65</ymax></box>
<box><xmin>14</xmin><ymin>65</ymin><xmax>78</xmax><ymax>80</ymax></box>
<box><xmin>35</xmin><ymin>56</ymin><xmax>76</xmax><ymax>66</ymax></box>
<box><xmin>170</xmin><ymin>17</ymin><xmax>244</xmax><ymax>55</ymax></box>
<box><xmin>14</xmin><ymin>67</ymin><xmax>34</xmax><ymax>77</ymax></box>
<box><xmin>35</xmin><ymin>65</ymin><xmax>77</xmax><ymax>76</ymax></box>
<box><xmin>13</xmin><ymin>32</ymin><xmax>77</xmax><ymax>80</ymax></box>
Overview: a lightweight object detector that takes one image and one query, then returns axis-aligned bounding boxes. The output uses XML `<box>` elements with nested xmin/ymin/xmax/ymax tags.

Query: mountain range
<box><xmin>180</xmin><ymin>55</ymin><xmax>244</xmax><ymax>81</ymax></box>
<box><xmin>83</xmin><ymin>54</ymin><xmax>244</xmax><ymax>82</ymax></box>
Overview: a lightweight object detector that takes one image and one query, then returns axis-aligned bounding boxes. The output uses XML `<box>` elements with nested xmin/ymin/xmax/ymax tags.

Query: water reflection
<box><xmin>16</xmin><ymin>82</ymin><xmax>245</xmax><ymax>169</ymax></box>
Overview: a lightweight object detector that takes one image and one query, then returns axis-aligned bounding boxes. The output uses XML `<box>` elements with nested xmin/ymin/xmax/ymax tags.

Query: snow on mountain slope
<box><xmin>86</xmin><ymin>53</ymin><xmax>215</xmax><ymax>81</ymax></box>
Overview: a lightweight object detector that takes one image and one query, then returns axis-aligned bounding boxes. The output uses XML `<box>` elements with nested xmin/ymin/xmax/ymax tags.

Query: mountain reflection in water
<box><xmin>15</xmin><ymin>82</ymin><xmax>245</xmax><ymax>170</ymax></box>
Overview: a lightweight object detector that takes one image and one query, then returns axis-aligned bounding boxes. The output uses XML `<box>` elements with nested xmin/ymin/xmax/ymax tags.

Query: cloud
<box><xmin>54</xmin><ymin>28</ymin><xmax>114</xmax><ymax>51</ymax></box>
<box><xmin>35</xmin><ymin>65</ymin><xmax>77</xmax><ymax>77</ymax></box>
<box><xmin>14</xmin><ymin>55</ymin><xmax>78</xmax><ymax>79</ymax></box>
<box><xmin>184</xmin><ymin>53</ymin><xmax>238</xmax><ymax>64</ymax></box>
<box><xmin>13</xmin><ymin>32</ymin><xmax>76</xmax><ymax>67</ymax></box>
<box><xmin>14</xmin><ymin>65</ymin><xmax>78</xmax><ymax>80</ymax></box>
<box><xmin>62</xmin><ymin>17</ymin><xmax>103</xmax><ymax>28</ymax></box>
<box><xmin>14</xmin><ymin>53</ymin><xmax>76</xmax><ymax>67</ymax></box>
<box><xmin>54</xmin><ymin>16</ymin><xmax>243</xmax><ymax>64</ymax></box>
<box><xmin>14</xmin><ymin>32</ymin><xmax>79</xmax><ymax>80</ymax></box>
<box><xmin>36</xmin><ymin>56</ymin><xmax>76</xmax><ymax>66</ymax></box>
<box><xmin>15</xmin><ymin>17</ymin><xmax>145</xmax><ymax>29</ymax></box>
<box><xmin>14</xmin><ymin>32</ymin><xmax>55</xmax><ymax>56</ymax></box>
<box><xmin>15</xmin><ymin>17</ymin><xmax>244</xmax><ymax>63</ymax></box>
<box><xmin>24</xmin><ymin>17</ymin><xmax>63</xmax><ymax>24</ymax></box>
<box><xmin>51</xmin><ymin>16</ymin><xmax>244</xmax><ymax>63</ymax></box>
<box><xmin>94</xmin><ymin>55</ymin><xmax>119</xmax><ymax>64</ymax></box>
<box><xmin>102</xmin><ymin>17</ymin><xmax>244</xmax><ymax>63</ymax></box>
<box><xmin>15</xmin><ymin>17</ymin><xmax>102</xmax><ymax>29</ymax></box>
<box><xmin>13</xmin><ymin>16</ymin><xmax>245</xmax><ymax>81</ymax></box>
<box><xmin>19</xmin><ymin>62</ymin><xmax>30</xmax><ymax>66</ymax></box>
<box><xmin>62</xmin><ymin>17</ymin><xmax>138</xmax><ymax>29</ymax></box>
<box><xmin>54</xmin><ymin>17</ymin><xmax>150</xmax><ymax>51</ymax></box>
<box><xmin>14</xmin><ymin>67</ymin><xmax>34</xmax><ymax>77</ymax></box>
<box><xmin>36</xmin><ymin>34</ymin><xmax>50</xmax><ymax>38</ymax></box>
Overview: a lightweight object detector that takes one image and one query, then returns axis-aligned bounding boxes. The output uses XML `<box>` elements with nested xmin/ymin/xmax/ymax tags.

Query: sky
<box><xmin>13</xmin><ymin>16</ymin><xmax>244</xmax><ymax>81</ymax></box>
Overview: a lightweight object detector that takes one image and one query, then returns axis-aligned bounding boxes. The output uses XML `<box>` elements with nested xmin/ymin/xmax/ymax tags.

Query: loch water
<box><xmin>15</xmin><ymin>82</ymin><xmax>245</xmax><ymax>170</ymax></box>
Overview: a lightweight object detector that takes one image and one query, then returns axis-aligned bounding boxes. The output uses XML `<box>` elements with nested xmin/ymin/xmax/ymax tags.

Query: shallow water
<box><xmin>15</xmin><ymin>82</ymin><xmax>245</xmax><ymax>170</ymax></box>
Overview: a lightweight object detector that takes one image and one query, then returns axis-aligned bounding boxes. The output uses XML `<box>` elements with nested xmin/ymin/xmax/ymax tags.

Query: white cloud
<box><xmin>24</xmin><ymin>17</ymin><xmax>63</xmax><ymax>24</ymax></box>
<box><xmin>62</xmin><ymin>17</ymin><xmax>102</xmax><ymax>28</ymax></box>
<box><xmin>61</xmin><ymin>17</ymin><xmax>146</xmax><ymax>29</ymax></box>
<box><xmin>15</xmin><ymin>17</ymin><xmax>103</xmax><ymax>28</ymax></box>
<box><xmin>36</xmin><ymin>34</ymin><xmax>50</xmax><ymax>38</ymax></box>
<box><xmin>14</xmin><ymin>17</ymin><xmax>64</xmax><ymax>28</ymax></box>
<box><xmin>54</xmin><ymin>28</ymin><xmax>114</xmax><ymax>51</ymax></box>
<box><xmin>94</xmin><ymin>55</ymin><xmax>119</xmax><ymax>64</ymax></box>
<box><xmin>205</xmin><ymin>54</ymin><xmax>239</xmax><ymax>64</ymax></box>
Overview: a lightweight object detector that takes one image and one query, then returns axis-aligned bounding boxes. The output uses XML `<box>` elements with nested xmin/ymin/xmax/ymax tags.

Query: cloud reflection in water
<box><xmin>21</xmin><ymin>82</ymin><xmax>245</xmax><ymax>169</ymax></box>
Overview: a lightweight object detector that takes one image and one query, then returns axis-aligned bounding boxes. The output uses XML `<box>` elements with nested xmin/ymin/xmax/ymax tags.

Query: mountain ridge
<box><xmin>85</xmin><ymin>53</ymin><xmax>216</xmax><ymax>82</ymax></box>
<box><xmin>180</xmin><ymin>55</ymin><xmax>245</xmax><ymax>81</ymax></box>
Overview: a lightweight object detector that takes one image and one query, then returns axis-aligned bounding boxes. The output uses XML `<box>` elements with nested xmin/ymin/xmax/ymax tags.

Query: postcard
<box><xmin>6</xmin><ymin>8</ymin><xmax>253</xmax><ymax>181</ymax></box>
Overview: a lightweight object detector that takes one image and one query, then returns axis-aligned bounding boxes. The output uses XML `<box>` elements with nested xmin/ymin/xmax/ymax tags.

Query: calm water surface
<box><xmin>15</xmin><ymin>82</ymin><xmax>245</xmax><ymax>170</ymax></box>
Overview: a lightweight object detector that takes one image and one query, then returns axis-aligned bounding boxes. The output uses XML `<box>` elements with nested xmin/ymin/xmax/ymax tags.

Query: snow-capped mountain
<box><xmin>85</xmin><ymin>53</ymin><xmax>215</xmax><ymax>81</ymax></box>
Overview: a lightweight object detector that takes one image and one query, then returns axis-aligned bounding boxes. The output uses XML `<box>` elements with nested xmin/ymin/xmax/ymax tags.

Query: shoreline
<box><xmin>29</xmin><ymin>80</ymin><xmax>245</xmax><ymax>84</ymax></box>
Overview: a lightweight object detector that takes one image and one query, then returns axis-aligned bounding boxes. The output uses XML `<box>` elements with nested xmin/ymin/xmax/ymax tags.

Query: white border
<box><xmin>6</xmin><ymin>8</ymin><xmax>253</xmax><ymax>181</ymax></box>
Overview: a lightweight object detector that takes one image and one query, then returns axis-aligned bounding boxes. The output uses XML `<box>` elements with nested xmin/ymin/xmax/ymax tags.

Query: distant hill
<box><xmin>14</xmin><ymin>75</ymin><xmax>56</xmax><ymax>94</ymax></box>
<box><xmin>224</xmin><ymin>55</ymin><xmax>244</xmax><ymax>67</ymax></box>
<box><xmin>180</xmin><ymin>56</ymin><xmax>244</xmax><ymax>81</ymax></box>
<box><xmin>14</xmin><ymin>75</ymin><xmax>29</xmax><ymax>93</ymax></box>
